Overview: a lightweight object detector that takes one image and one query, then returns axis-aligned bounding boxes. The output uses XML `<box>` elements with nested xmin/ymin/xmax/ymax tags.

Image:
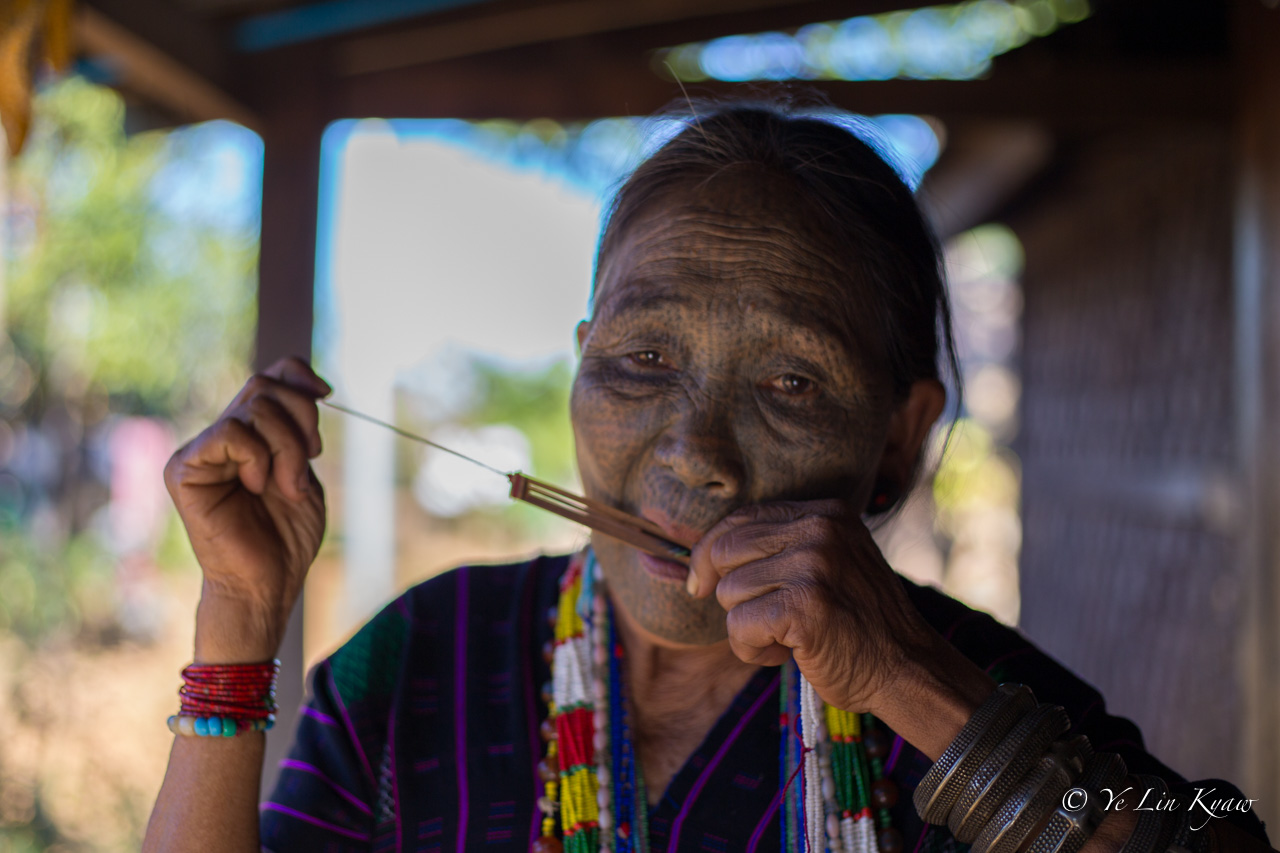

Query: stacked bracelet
<box><xmin>169</xmin><ymin>659</ymin><xmax>279</xmax><ymax>738</ymax></box>
<box><xmin>915</xmin><ymin>684</ymin><xmax>1215</xmax><ymax>853</ymax></box>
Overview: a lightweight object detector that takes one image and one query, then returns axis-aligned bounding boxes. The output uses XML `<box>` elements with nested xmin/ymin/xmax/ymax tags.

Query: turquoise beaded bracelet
<box><xmin>167</xmin><ymin>713</ymin><xmax>275</xmax><ymax>737</ymax></box>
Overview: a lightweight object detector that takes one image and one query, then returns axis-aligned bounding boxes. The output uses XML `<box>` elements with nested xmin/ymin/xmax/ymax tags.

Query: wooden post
<box><xmin>254</xmin><ymin>93</ymin><xmax>325</xmax><ymax>800</ymax></box>
<box><xmin>1234</xmin><ymin>0</ymin><xmax>1280</xmax><ymax>830</ymax></box>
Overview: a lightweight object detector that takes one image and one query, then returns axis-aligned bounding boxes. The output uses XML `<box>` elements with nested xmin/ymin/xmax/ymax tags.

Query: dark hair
<box><xmin>592</xmin><ymin>99</ymin><xmax>961</xmax><ymax>514</ymax></box>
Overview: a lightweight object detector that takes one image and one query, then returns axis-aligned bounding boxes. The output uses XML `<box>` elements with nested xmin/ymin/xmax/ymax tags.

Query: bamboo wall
<box><xmin>1012</xmin><ymin>126</ymin><xmax>1241</xmax><ymax>785</ymax></box>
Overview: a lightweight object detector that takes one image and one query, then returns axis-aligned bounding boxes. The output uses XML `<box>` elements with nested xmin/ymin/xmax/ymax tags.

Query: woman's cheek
<box><xmin>570</xmin><ymin>370</ymin><xmax>669</xmax><ymax>500</ymax></box>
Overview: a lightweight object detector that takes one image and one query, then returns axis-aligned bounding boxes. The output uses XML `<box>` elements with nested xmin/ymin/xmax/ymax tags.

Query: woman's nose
<box><xmin>652</xmin><ymin>404</ymin><xmax>745</xmax><ymax>498</ymax></box>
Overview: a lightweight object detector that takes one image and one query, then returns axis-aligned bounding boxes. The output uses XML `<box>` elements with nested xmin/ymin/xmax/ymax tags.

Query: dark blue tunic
<box><xmin>260</xmin><ymin>552</ymin><xmax>1270</xmax><ymax>852</ymax></box>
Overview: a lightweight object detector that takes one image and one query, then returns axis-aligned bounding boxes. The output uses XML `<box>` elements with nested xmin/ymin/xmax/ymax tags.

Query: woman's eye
<box><xmin>628</xmin><ymin>350</ymin><xmax>665</xmax><ymax>368</ymax></box>
<box><xmin>772</xmin><ymin>373</ymin><xmax>817</xmax><ymax>396</ymax></box>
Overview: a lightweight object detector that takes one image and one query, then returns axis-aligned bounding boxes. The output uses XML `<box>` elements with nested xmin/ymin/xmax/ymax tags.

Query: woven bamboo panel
<box><xmin>1012</xmin><ymin>127</ymin><xmax>1239</xmax><ymax>784</ymax></box>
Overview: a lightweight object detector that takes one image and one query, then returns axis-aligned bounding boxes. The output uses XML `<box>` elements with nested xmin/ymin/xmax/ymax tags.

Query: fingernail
<box><xmin>685</xmin><ymin>570</ymin><xmax>699</xmax><ymax>597</ymax></box>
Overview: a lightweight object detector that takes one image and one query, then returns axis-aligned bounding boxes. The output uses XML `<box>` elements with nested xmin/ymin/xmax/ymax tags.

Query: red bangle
<box><xmin>177</xmin><ymin>659</ymin><xmax>279</xmax><ymax>721</ymax></box>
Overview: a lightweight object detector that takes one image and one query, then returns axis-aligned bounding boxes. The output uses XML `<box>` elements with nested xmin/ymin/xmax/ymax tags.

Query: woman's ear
<box><xmin>871</xmin><ymin>378</ymin><xmax>947</xmax><ymax>507</ymax></box>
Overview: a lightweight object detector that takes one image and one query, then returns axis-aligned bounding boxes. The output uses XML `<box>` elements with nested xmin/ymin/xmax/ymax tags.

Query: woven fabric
<box><xmin>259</xmin><ymin>553</ymin><xmax>1271</xmax><ymax>852</ymax></box>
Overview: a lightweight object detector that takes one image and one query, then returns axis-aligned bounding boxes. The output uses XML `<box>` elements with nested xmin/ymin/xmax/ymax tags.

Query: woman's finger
<box><xmin>687</xmin><ymin>503</ymin><xmax>799</xmax><ymax>597</ymax></box>
<box><xmin>263</xmin><ymin>355</ymin><xmax>332</xmax><ymax>398</ymax></box>
<box><xmin>725</xmin><ymin>589</ymin><xmax>802</xmax><ymax>666</ymax></box>
<box><xmin>167</xmin><ymin>418</ymin><xmax>273</xmax><ymax>496</ymax></box>
<box><xmin>713</xmin><ymin>549</ymin><xmax>812</xmax><ymax>612</ymax></box>
<box><xmin>687</xmin><ymin>503</ymin><xmax>838</xmax><ymax>599</ymax></box>
<box><xmin>231</xmin><ymin>375</ymin><xmax>324</xmax><ymax>458</ymax></box>
<box><xmin>229</xmin><ymin>395</ymin><xmax>313</xmax><ymax>502</ymax></box>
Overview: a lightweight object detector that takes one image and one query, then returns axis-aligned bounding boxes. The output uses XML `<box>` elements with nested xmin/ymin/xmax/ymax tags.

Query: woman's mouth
<box><xmin>637</xmin><ymin>550</ymin><xmax>691</xmax><ymax>584</ymax></box>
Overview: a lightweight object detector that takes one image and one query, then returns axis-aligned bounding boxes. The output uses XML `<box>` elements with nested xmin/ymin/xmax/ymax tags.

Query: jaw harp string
<box><xmin>320</xmin><ymin>399</ymin><xmax>694</xmax><ymax>566</ymax></box>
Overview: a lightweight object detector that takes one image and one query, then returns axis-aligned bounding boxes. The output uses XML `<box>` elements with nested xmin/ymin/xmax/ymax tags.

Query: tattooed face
<box><xmin>571</xmin><ymin>172</ymin><xmax>899</xmax><ymax>645</ymax></box>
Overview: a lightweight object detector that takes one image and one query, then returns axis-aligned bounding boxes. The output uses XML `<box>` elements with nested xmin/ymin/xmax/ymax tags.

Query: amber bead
<box><xmin>542</xmin><ymin>640</ymin><xmax>556</xmax><ymax>665</ymax></box>
<box><xmin>540</xmin><ymin>680</ymin><xmax>555</xmax><ymax>705</ymax></box>
<box><xmin>537</xmin><ymin>755</ymin><xmax>559</xmax><ymax>781</ymax></box>
<box><xmin>863</xmin><ymin>727</ymin><xmax>890</xmax><ymax>758</ymax></box>
<box><xmin>546</xmin><ymin>606</ymin><xmax>559</xmax><ymax>628</ymax></box>
<box><xmin>871</xmin><ymin>778</ymin><xmax>899</xmax><ymax>809</ymax></box>
<box><xmin>540</xmin><ymin>718</ymin><xmax>557</xmax><ymax>741</ymax></box>
<box><xmin>877</xmin><ymin>827</ymin><xmax>904</xmax><ymax>853</ymax></box>
<box><xmin>530</xmin><ymin>836</ymin><xmax>563</xmax><ymax>853</ymax></box>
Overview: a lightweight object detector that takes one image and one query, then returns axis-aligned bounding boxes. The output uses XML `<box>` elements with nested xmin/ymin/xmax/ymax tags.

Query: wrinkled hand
<box><xmin>164</xmin><ymin>357</ymin><xmax>330</xmax><ymax>651</ymax></box>
<box><xmin>686</xmin><ymin>499</ymin><xmax>938</xmax><ymax>715</ymax></box>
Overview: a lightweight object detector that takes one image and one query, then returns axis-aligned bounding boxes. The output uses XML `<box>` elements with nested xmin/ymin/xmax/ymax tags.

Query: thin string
<box><xmin>320</xmin><ymin>399</ymin><xmax>510</xmax><ymax>478</ymax></box>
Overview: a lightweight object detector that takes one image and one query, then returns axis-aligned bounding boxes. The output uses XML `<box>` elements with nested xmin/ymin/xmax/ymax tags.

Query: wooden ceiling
<box><xmin>74</xmin><ymin>0</ymin><xmax>1234</xmax><ymax>131</ymax></box>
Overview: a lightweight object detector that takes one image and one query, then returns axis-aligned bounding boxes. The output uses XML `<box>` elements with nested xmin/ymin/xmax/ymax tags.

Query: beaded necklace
<box><xmin>534</xmin><ymin>549</ymin><xmax>901</xmax><ymax>853</ymax></box>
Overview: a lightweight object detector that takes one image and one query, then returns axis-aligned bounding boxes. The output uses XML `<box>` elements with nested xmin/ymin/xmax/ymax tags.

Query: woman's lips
<box><xmin>638</xmin><ymin>551</ymin><xmax>690</xmax><ymax>584</ymax></box>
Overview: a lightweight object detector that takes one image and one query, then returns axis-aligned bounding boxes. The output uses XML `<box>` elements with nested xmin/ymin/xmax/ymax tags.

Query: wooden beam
<box><xmin>254</xmin><ymin>82</ymin><xmax>326</xmax><ymax>800</ymax></box>
<box><xmin>82</xmin><ymin>0</ymin><xmax>233</xmax><ymax>88</ymax></box>
<box><xmin>336</xmin><ymin>0</ymin><xmax>912</xmax><ymax>76</ymax></box>
<box><xmin>75</xmin><ymin>7</ymin><xmax>261</xmax><ymax>130</ymax></box>
<box><xmin>1232</xmin><ymin>0</ymin><xmax>1280</xmax><ymax>832</ymax></box>
<box><xmin>331</xmin><ymin>36</ymin><xmax>1230</xmax><ymax>127</ymax></box>
<box><xmin>919</xmin><ymin>121</ymin><xmax>1055</xmax><ymax>240</ymax></box>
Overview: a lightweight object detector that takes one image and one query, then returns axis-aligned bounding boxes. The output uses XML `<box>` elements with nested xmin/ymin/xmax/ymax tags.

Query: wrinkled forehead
<box><xmin>592</xmin><ymin>172</ymin><xmax>883</xmax><ymax>359</ymax></box>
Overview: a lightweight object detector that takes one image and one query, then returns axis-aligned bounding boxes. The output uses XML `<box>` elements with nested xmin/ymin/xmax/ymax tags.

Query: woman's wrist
<box><xmin>193</xmin><ymin>587</ymin><xmax>286</xmax><ymax>664</ymax></box>
<box><xmin>871</xmin><ymin>632</ymin><xmax>997</xmax><ymax>761</ymax></box>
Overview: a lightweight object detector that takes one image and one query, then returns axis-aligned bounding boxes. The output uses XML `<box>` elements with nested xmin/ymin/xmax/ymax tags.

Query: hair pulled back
<box><xmin>595</xmin><ymin>101</ymin><xmax>960</xmax><ymax>413</ymax></box>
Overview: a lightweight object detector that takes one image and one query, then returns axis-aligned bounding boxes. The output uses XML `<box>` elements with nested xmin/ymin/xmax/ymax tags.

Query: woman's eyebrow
<box><xmin>594</xmin><ymin>286</ymin><xmax>693</xmax><ymax>322</ymax></box>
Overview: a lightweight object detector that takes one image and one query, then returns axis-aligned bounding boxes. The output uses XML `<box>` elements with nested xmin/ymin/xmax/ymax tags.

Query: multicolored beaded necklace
<box><xmin>533</xmin><ymin>549</ymin><xmax>902</xmax><ymax>853</ymax></box>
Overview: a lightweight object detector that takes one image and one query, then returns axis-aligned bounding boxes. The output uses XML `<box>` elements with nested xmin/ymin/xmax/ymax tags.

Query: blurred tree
<box><xmin>0</xmin><ymin>75</ymin><xmax>260</xmax><ymax>850</ymax></box>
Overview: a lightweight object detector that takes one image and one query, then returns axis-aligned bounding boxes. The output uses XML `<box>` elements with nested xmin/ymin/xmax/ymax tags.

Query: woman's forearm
<box><xmin>143</xmin><ymin>593</ymin><xmax>282</xmax><ymax>853</ymax></box>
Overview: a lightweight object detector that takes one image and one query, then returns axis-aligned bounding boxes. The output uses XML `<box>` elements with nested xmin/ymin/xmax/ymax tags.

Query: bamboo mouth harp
<box><xmin>508</xmin><ymin>473</ymin><xmax>694</xmax><ymax>566</ymax></box>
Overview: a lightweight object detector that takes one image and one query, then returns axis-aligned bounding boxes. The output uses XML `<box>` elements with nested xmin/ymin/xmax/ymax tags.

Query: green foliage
<box><xmin>4</xmin><ymin>76</ymin><xmax>258</xmax><ymax>421</ymax></box>
<box><xmin>463</xmin><ymin>356</ymin><xmax>578</xmax><ymax>484</ymax></box>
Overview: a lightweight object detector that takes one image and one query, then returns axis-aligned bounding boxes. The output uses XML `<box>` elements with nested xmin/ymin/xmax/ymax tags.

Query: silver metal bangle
<box><xmin>971</xmin><ymin>736</ymin><xmax>1089</xmax><ymax>853</ymax></box>
<box><xmin>914</xmin><ymin>683</ymin><xmax>1037</xmax><ymax>826</ymax></box>
<box><xmin>1119</xmin><ymin>776</ymin><xmax>1179</xmax><ymax>853</ymax></box>
<box><xmin>1023</xmin><ymin>750</ymin><xmax>1128</xmax><ymax>853</ymax></box>
<box><xmin>950</xmin><ymin>703</ymin><xmax>1072</xmax><ymax>841</ymax></box>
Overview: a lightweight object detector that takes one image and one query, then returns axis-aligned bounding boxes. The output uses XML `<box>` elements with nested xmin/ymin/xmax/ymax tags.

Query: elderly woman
<box><xmin>144</xmin><ymin>105</ymin><xmax>1271</xmax><ymax>853</ymax></box>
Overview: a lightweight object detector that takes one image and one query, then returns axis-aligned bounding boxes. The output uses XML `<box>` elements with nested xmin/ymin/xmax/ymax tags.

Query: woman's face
<box><xmin>571</xmin><ymin>172</ymin><xmax>906</xmax><ymax>646</ymax></box>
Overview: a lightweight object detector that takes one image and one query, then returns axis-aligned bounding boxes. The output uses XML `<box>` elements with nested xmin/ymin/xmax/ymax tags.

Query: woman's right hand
<box><xmin>164</xmin><ymin>356</ymin><xmax>331</xmax><ymax>662</ymax></box>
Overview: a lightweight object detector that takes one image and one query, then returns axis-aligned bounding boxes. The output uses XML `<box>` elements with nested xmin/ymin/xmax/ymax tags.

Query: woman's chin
<box><xmin>593</xmin><ymin>540</ymin><xmax>726</xmax><ymax>646</ymax></box>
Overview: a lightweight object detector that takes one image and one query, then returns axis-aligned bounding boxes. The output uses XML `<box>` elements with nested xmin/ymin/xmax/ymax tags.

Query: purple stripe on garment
<box><xmin>300</xmin><ymin>705</ymin><xmax>341</xmax><ymax>728</ymax></box>
<box><xmin>454</xmin><ymin>569</ymin><xmax>471</xmax><ymax>853</ymax></box>
<box><xmin>745</xmin><ymin>784</ymin><xmax>784</xmax><ymax>853</ymax></box>
<box><xmin>667</xmin><ymin>673</ymin><xmax>781</xmax><ymax>853</ymax></box>
<box><xmin>261</xmin><ymin>802</ymin><xmax>372</xmax><ymax>841</ymax></box>
<box><xmin>519</xmin><ymin>559</ymin><xmax>542</xmax><ymax>849</ymax></box>
<box><xmin>326</xmin><ymin>665</ymin><xmax>377</xmax><ymax>786</ymax></box>
<box><xmin>885</xmin><ymin>734</ymin><xmax>905</xmax><ymax>775</ymax></box>
<box><xmin>390</xmin><ymin>691</ymin><xmax>404</xmax><ymax>851</ymax></box>
<box><xmin>278</xmin><ymin>758</ymin><xmax>372</xmax><ymax>815</ymax></box>
<box><xmin>910</xmin><ymin>823</ymin><xmax>931</xmax><ymax>853</ymax></box>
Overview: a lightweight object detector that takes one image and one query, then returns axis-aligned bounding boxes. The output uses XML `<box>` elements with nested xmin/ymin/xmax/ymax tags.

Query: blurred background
<box><xmin>1</xmin><ymin>0</ymin><xmax>1277</xmax><ymax>849</ymax></box>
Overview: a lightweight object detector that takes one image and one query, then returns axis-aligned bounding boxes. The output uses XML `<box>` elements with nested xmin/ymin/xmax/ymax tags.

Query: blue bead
<box><xmin>194</xmin><ymin>717</ymin><xmax>209</xmax><ymax>736</ymax></box>
<box><xmin>222</xmin><ymin>717</ymin><xmax>237</xmax><ymax>737</ymax></box>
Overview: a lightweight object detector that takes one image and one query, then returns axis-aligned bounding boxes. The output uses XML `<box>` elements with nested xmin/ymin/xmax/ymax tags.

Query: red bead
<box><xmin>530</xmin><ymin>836</ymin><xmax>563</xmax><ymax>853</ymax></box>
<box><xmin>877</xmin><ymin>827</ymin><xmax>904</xmax><ymax>853</ymax></box>
<box><xmin>537</xmin><ymin>756</ymin><xmax>559</xmax><ymax>781</ymax></box>
<box><xmin>863</xmin><ymin>728</ymin><xmax>890</xmax><ymax>758</ymax></box>
<box><xmin>871</xmin><ymin>778</ymin><xmax>899</xmax><ymax>809</ymax></box>
<box><xmin>540</xmin><ymin>718</ymin><xmax>557</xmax><ymax>742</ymax></box>
<box><xmin>618</xmin><ymin>822</ymin><xmax>630</xmax><ymax>839</ymax></box>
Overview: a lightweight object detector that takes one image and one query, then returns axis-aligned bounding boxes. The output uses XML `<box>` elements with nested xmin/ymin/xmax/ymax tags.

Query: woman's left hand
<box><xmin>684</xmin><ymin>499</ymin><xmax>941</xmax><ymax>716</ymax></box>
